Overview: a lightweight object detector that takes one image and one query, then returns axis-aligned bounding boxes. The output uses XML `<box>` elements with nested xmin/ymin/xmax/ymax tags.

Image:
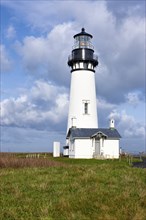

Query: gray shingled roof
<box><xmin>66</xmin><ymin>128</ymin><xmax>121</xmax><ymax>139</ymax></box>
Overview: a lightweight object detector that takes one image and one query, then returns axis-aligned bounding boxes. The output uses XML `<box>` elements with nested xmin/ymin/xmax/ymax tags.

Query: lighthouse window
<box><xmin>79</xmin><ymin>36</ymin><xmax>88</xmax><ymax>48</ymax></box>
<box><xmin>83</xmin><ymin>100</ymin><xmax>90</xmax><ymax>114</ymax></box>
<box><xmin>84</xmin><ymin>103</ymin><xmax>88</xmax><ymax>114</ymax></box>
<box><xmin>83</xmin><ymin>63</ymin><xmax>88</xmax><ymax>69</ymax></box>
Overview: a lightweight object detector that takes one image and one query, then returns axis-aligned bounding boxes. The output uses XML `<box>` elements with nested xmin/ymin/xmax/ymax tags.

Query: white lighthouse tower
<box><xmin>64</xmin><ymin>28</ymin><xmax>121</xmax><ymax>159</ymax></box>
<box><xmin>67</xmin><ymin>28</ymin><xmax>98</xmax><ymax>132</ymax></box>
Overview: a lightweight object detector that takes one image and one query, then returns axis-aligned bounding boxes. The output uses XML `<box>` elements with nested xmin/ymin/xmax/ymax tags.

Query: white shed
<box><xmin>66</xmin><ymin>128</ymin><xmax>121</xmax><ymax>159</ymax></box>
<box><xmin>53</xmin><ymin>142</ymin><xmax>60</xmax><ymax>157</ymax></box>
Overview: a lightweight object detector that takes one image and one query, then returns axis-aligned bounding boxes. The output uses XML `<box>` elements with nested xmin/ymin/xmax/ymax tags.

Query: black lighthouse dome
<box><xmin>74</xmin><ymin>28</ymin><xmax>92</xmax><ymax>38</ymax></box>
<box><xmin>68</xmin><ymin>28</ymin><xmax>98</xmax><ymax>72</ymax></box>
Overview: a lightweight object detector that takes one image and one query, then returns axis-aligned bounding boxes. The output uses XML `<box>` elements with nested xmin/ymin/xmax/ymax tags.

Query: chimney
<box><xmin>109</xmin><ymin>118</ymin><xmax>115</xmax><ymax>129</ymax></box>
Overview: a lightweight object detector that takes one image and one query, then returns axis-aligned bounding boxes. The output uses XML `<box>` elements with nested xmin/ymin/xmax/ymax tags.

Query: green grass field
<box><xmin>0</xmin><ymin>154</ymin><xmax>146</xmax><ymax>220</ymax></box>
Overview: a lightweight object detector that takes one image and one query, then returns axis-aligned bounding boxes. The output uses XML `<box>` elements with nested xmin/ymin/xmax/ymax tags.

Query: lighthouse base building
<box><xmin>65</xmin><ymin>125</ymin><xmax>121</xmax><ymax>159</ymax></box>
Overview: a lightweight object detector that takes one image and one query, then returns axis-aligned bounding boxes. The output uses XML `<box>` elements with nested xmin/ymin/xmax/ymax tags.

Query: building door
<box><xmin>95</xmin><ymin>140</ymin><xmax>100</xmax><ymax>155</ymax></box>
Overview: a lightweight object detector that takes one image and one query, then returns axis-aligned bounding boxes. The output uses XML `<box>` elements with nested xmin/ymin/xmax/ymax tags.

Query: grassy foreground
<box><xmin>0</xmin><ymin>154</ymin><xmax>146</xmax><ymax>220</ymax></box>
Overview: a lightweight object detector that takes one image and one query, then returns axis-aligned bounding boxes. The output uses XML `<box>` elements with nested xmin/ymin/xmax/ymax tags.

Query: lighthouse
<box><xmin>67</xmin><ymin>28</ymin><xmax>98</xmax><ymax>132</ymax></box>
<box><xmin>64</xmin><ymin>28</ymin><xmax>121</xmax><ymax>159</ymax></box>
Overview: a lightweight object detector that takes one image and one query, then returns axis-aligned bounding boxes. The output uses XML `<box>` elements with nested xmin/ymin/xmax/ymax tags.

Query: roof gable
<box><xmin>91</xmin><ymin>131</ymin><xmax>108</xmax><ymax>138</ymax></box>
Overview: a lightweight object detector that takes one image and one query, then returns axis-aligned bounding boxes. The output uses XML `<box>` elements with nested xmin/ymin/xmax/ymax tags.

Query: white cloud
<box><xmin>15</xmin><ymin>22</ymin><xmax>74</xmax><ymax>85</ymax></box>
<box><xmin>125</xmin><ymin>92</ymin><xmax>142</xmax><ymax>107</ymax></box>
<box><xmin>2</xmin><ymin>1</ymin><xmax>145</xmax><ymax>105</ymax></box>
<box><xmin>1</xmin><ymin>80</ymin><xmax>69</xmax><ymax>130</ymax></box>
<box><xmin>30</xmin><ymin>81</ymin><xmax>58</xmax><ymax>101</ymax></box>
<box><xmin>15</xmin><ymin>36</ymin><xmax>48</xmax><ymax>70</ymax></box>
<box><xmin>108</xmin><ymin>109</ymin><xmax>145</xmax><ymax>138</ymax></box>
<box><xmin>95</xmin><ymin>14</ymin><xmax>145</xmax><ymax>103</ymax></box>
<box><xmin>0</xmin><ymin>44</ymin><xmax>12</xmax><ymax>72</ymax></box>
<box><xmin>9</xmin><ymin>0</ymin><xmax>144</xmax><ymax>103</ymax></box>
<box><xmin>0</xmin><ymin>1</ymin><xmax>111</xmax><ymax>32</ymax></box>
<box><xmin>97</xmin><ymin>97</ymin><xmax>116</xmax><ymax>110</ymax></box>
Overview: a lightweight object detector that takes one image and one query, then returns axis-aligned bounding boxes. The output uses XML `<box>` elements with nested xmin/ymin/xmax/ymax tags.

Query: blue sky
<box><xmin>1</xmin><ymin>0</ymin><xmax>145</xmax><ymax>153</ymax></box>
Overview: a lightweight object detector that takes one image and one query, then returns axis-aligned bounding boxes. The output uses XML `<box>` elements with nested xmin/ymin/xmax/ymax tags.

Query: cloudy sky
<box><xmin>1</xmin><ymin>0</ymin><xmax>145</xmax><ymax>153</ymax></box>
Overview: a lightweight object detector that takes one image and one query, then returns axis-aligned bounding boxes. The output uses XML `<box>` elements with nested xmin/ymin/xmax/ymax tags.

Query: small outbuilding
<box><xmin>66</xmin><ymin>123</ymin><xmax>121</xmax><ymax>159</ymax></box>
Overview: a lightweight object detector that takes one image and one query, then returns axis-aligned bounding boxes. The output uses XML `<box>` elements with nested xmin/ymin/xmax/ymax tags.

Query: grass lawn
<box><xmin>0</xmin><ymin>155</ymin><xmax>146</xmax><ymax>220</ymax></box>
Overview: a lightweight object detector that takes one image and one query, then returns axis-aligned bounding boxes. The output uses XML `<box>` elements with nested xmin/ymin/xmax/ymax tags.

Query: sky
<box><xmin>0</xmin><ymin>0</ymin><xmax>146</xmax><ymax>153</ymax></box>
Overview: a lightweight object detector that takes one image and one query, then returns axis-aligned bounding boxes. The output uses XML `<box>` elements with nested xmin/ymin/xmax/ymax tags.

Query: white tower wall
<box><xmin>67</xmin><ymin>69</ymin><xmax>98</xmax><ymax>131</ymax></box>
